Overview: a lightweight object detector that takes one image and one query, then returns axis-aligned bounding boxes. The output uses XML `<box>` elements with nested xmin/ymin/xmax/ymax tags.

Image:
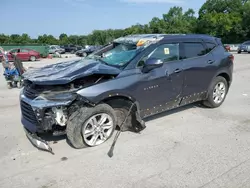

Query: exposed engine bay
<box><xmin>21</xmin><ymin>74</ymin><xmax>117</xmax><ymax>136</ymax></box>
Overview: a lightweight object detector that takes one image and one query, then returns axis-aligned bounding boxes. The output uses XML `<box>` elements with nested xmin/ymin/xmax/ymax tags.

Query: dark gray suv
<box><xmin>19</xmin><ymin>34</ymin><xmax>234</xmax><ymax>153</ymax></box>
<box><xmin>237</xmin><ymin>40</ymin><xmax>250</xmax><ymax>54</ymax></box>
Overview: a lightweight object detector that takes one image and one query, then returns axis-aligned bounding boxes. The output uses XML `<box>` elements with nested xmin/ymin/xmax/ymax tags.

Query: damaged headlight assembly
<box><xmin>35</xmin><ymin>91</ymin><xmax>78</xmax><ymax>102</ymax></box>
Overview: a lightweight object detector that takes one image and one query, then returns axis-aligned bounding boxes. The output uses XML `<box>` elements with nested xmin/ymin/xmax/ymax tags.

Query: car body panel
<box><xmin>22</xmin><ymin>59</ymin><xmax>121</xmax><ymax>85</ymax></box>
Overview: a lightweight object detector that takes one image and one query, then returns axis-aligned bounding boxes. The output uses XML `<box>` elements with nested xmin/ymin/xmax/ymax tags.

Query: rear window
<box><xmin>182</xmin><ymin>42</ymin><xmax>206</xmax><ymax>59</ymax></box>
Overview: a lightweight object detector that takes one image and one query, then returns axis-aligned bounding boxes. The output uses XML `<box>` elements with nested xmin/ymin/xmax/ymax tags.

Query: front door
<box><xmin>133</xmin><ymin>42</ymin><xmax>184</xmax><ymax>117</ymax></box>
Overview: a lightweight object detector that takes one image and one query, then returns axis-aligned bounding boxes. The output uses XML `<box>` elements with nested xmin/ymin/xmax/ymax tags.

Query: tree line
<box><xmin>0</xmin><ymin>0</ymin><xmax>249</xmax><ymax>46</ymax></box>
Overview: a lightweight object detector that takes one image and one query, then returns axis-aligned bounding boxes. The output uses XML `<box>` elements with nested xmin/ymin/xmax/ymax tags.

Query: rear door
<box><xmin>180</xmin><ymin>39</ymin><xmax>217</xmax><ymax>97</ymax></box>
<box><xmin>19</xmin><ymin>49</ymin><xmax>30</xmax><ymax>60</ymax></box>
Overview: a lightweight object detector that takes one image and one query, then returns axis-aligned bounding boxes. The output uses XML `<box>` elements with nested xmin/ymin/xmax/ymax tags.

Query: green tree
<box><xmin>59</xmin><ymin>33</ymin><xmax>69</xmax><ymax>45</ymax></box>
<box><xmin>197</xmin><ymin>0</ymin><xmax>249</xmax><ymax>43</ymax></box>
<box><xmin>0</xmin><ymin>34</ymin><xmax>9</xmax><ymax>44</ymax></box>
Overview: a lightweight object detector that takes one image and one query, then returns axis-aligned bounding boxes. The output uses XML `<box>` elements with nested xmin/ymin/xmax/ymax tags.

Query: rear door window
<box><xmin>181</xmin><ymin>42</ymin><xmax>206</xmax><ymax>59</ymax></box>
<box><xmin>21</xmin><ymin>49</ymin><xmax>29</xmax><ymax>53</ymax></box>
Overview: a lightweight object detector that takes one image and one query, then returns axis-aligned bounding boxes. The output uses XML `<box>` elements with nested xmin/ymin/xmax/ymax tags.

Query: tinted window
<box><xmin>244</xmin><ymin>42</ymin><xmax>250</xmax><ymax>45</ymax></box>
<box><xmin>182</xmin><ymin>42</ymin><xmax>206</xmax><ymax>59</ymax></box>
<box><xmin>205</xmin><ymin>42</ymin><xmax>216</xmax><ymax>53</ymax></box>
<box><xmin>21</xmin><ymin>49</ymin><xmax>29</xmax><ymax>52</ymax></box>
<box><xmin>10</xmin><ymin>49</ymin><xmax>19</xmax><ymax>53</ymax></box>
<box><xmin>148</xmin><ymin>43</ymin><xmax>180</xmax><ymax>62</ymax></box>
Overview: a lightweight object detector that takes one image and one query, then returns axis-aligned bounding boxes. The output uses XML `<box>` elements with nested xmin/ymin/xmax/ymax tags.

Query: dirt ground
<box><xmin>0</xmin><ymin>53</ymin><xmax>250</xmax><ymax>188</ymax></box>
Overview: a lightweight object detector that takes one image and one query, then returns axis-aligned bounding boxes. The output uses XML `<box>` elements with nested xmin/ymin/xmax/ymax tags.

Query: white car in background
<box><xmin>48</xmin><ymin>45</ymin><xmax>65</xmax><ymax>54</ymax></box>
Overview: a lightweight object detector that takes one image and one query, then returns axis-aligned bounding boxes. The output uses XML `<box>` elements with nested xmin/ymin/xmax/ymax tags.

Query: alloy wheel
<box><xmin>82</xmin><ymin>113</ymin><xmax>114</xmax><ymax>146</ymax></box>
<box><xmin>213</xmin><ymin>82</ymin><xmax>226</xmax><ymax>104</ymax></box>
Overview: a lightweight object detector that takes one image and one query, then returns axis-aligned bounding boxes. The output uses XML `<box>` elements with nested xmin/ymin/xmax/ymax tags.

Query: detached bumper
<box><xmin>24</xmin><ymin>128</ymin><xmax>54</xmax><ymax>154</ymax></box>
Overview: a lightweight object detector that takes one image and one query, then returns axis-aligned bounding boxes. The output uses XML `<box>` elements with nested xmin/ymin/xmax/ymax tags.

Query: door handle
<box><xmin>174</xmin><ymin>68</ymin><xmax>182</xmax><ymax>73</ymax></box>
<box><xmin>207</xmin><ymin>60</ymin><xmax>214</xmax><ymax>64</ymax></box>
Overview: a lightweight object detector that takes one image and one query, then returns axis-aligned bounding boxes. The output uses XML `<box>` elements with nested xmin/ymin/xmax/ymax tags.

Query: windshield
<box><xmin>87</xmin><ymin>43</ymin><xmax>141</xmax><ymax>67</ymax></box>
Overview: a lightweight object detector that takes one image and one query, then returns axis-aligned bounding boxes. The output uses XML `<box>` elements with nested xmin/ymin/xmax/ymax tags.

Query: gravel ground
<box><xmin>0</xmin><ymin>53</ymin><xmax>250</xmax><ymax>188</ymax></box>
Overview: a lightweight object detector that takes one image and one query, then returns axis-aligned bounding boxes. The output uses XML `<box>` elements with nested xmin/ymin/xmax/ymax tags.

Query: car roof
<box><xmin>243</xmin><ymin>40</ymin><xmax>250</xmax><ymax>44</ymax></box>
<box><xmin>114</xmin><ymin>33</ymin><xmax>218</xmax><ymax>45</ymax></box>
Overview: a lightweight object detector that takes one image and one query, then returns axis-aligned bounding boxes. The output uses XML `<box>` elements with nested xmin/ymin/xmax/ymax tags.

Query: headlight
<box><xmin>36</xmin><ymin>91</ymin><xmax>77</xmax><ymax>101</ymax></box>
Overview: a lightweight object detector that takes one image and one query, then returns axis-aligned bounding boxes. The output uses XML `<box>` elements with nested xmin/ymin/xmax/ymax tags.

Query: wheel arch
<box><xmin>100</xmin><ymin>95</ymin><xmax>140</xmax><ymax>111</ymax></box>
<box><xmin>216</xmin><ymin>72</ymin><xmax>231</xmax><ymax>87</ymax></box>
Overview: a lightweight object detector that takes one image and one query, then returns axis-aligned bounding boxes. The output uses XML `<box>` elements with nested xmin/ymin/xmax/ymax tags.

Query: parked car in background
<box><xmin>237</xmin><ymin>40</ymin><xmax>250</xmax><ymax>54</ymax></box>
<box><xmin>60</xmin><ymin>45</ymin><xmax>82</xmax><ymax>53</ymax></box>
<box><xmin>75</xmin><ymin>45</ymin><xmax>103</xmax><ymax>57</ymax></box>
<box><xmin>224</xmin><ymin>44</ymin><xmax>231</xmax><ymax>52</ymax></box>
<box><xmin>48</xmin><ymin>45</ymin><xmax>65</xmax><ymax>54</ymax></box>
<box><xmin>0</xmin><ymin>48</ymin><xmax>40</xmax><ymax>62</ymax></box>
<box><xmin>19</xmin><ymin>34</ymin><xmax>234</xmax><ymax>153</ymax></box>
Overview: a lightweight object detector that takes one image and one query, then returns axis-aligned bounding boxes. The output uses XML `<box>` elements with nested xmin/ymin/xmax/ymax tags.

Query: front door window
<box><xmin>137</xmin><ymin>43</ymin><xmax>180</xmax><ymax>67</ymax></box>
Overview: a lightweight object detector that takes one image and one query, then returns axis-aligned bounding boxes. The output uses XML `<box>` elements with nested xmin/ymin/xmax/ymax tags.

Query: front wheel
<box><xmin>203</xmin><ymin>76</ymin><xmax>228</xmax><ymax>108</ymax></box>
<box><xmin>82</xmin><ymin>52</ymin><xmax>87</xmax><ymax>57</ymax></box>
<box><xmin>66</xmin><ymin>103</ymin><xmax>117</xmax><ymax>149</ymax></box>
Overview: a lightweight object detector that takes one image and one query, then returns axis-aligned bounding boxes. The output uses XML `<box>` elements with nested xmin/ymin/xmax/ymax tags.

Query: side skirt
<box><xmin>140</xmin><ymin>91</ymin><xmax>207</xmax><ymax>119</ymax></box>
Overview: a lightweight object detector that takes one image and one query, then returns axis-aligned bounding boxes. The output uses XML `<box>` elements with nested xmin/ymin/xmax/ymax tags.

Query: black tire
<box><xmin>66</xmin><ymin>103</ymin><xmax>117</xmax><ymax>149</ymax></box>
<box><xmin>108</xmin><ymin>99</ymin><xmax>135</xmax><ymax>132</ymax></box>
<box><xmin>82</xmin><ymin>52</ymin><xmax>87</xmax><ymax>57</ymax></box>
<box><xmin>30</xmin><ymin>56</ymin><xmax>36</xmax><ymax>62</ymax></box>
<box><xmin>203</xmin><ymin>76</ymin><xmax>228</xmax><ymax>108</ymax></box>
<box><xmin>17</xmin><ymin>81</ymin><xmax>23</xmax><ymax>89</ymax></box>
<box><xmin>237</xmin><ymin>51</ymin><xmax>241</xmax><ymax>54</ymax></box>
<box><xmin>7</xmin><ymin>82</ymin><xmax>12</xmax><ymax>89</ymax></box>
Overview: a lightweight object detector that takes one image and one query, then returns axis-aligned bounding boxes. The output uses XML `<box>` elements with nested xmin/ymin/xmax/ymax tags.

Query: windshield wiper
<box><xmin>98</xmin><ymin>59</ymin><xmax>110</xmax><ymax>65</ymax></box>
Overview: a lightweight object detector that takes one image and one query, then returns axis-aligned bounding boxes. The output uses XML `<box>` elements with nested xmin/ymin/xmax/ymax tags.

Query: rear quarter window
<box><xmin>205</xmin><ymin>42</ymin><xmax>217</xmax><ymax>53</ymax></box>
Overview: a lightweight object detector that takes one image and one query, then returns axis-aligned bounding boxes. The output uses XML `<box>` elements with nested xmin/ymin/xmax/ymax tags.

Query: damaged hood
<box><xmin>23</xmin><ymin>59</ymin><xmax>121</xmax><ymax>85</ymax></box>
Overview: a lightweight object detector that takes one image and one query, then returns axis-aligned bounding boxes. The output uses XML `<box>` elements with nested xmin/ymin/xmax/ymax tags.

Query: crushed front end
<box><xmin>20</xmin><ymin>81</ymin><xmax>77</xmax><ymax>154</ymax></box>
<box><xmin>19</xmin><ymin>72</ymin><xmax>116</xmax><ymax>154</ymax></box>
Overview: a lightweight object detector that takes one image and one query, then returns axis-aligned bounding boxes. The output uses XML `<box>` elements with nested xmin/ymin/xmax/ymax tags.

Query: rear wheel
<box><xmin>30</xmin><ymin>56</ymin><xmax>36</xmax><ymax>61</ymax></box>
<box><xmin>7</xmin><ymin>82</ymin><xmax>12</xmax><ymax>89</ymax></box>
<box><xmin>203</xmin><ymin>76</ymin><xmax>228</xmax><ymax>108</ymax></box>
<box><xmin>66</xmin><ymin>103</ymin><xmax>117</xmax><ymax>149</ymax></box>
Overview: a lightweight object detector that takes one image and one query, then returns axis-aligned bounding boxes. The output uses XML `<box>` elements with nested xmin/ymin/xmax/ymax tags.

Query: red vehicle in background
<box><xmin>224</xmin><ymin>45</ymin><xmax>231</xmax><ymax>52</ymax></box>
<box><xmin>0</xmin><ymin>48</ymin><xmax>40</xmax><ymax>62</ymax></box>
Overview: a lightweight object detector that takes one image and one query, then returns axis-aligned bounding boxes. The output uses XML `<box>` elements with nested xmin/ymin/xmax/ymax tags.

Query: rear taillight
<box><xmin>229</xmin><ymin>54</ymin><xmax>234</xmax><ymax>62</ymax></box>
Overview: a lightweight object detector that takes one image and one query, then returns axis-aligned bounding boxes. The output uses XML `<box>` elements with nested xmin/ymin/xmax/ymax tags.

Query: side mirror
<box><xmin>142</xmin><ymin>58</ymin><xmax>163</xmax><ymax>73</ymax></box>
